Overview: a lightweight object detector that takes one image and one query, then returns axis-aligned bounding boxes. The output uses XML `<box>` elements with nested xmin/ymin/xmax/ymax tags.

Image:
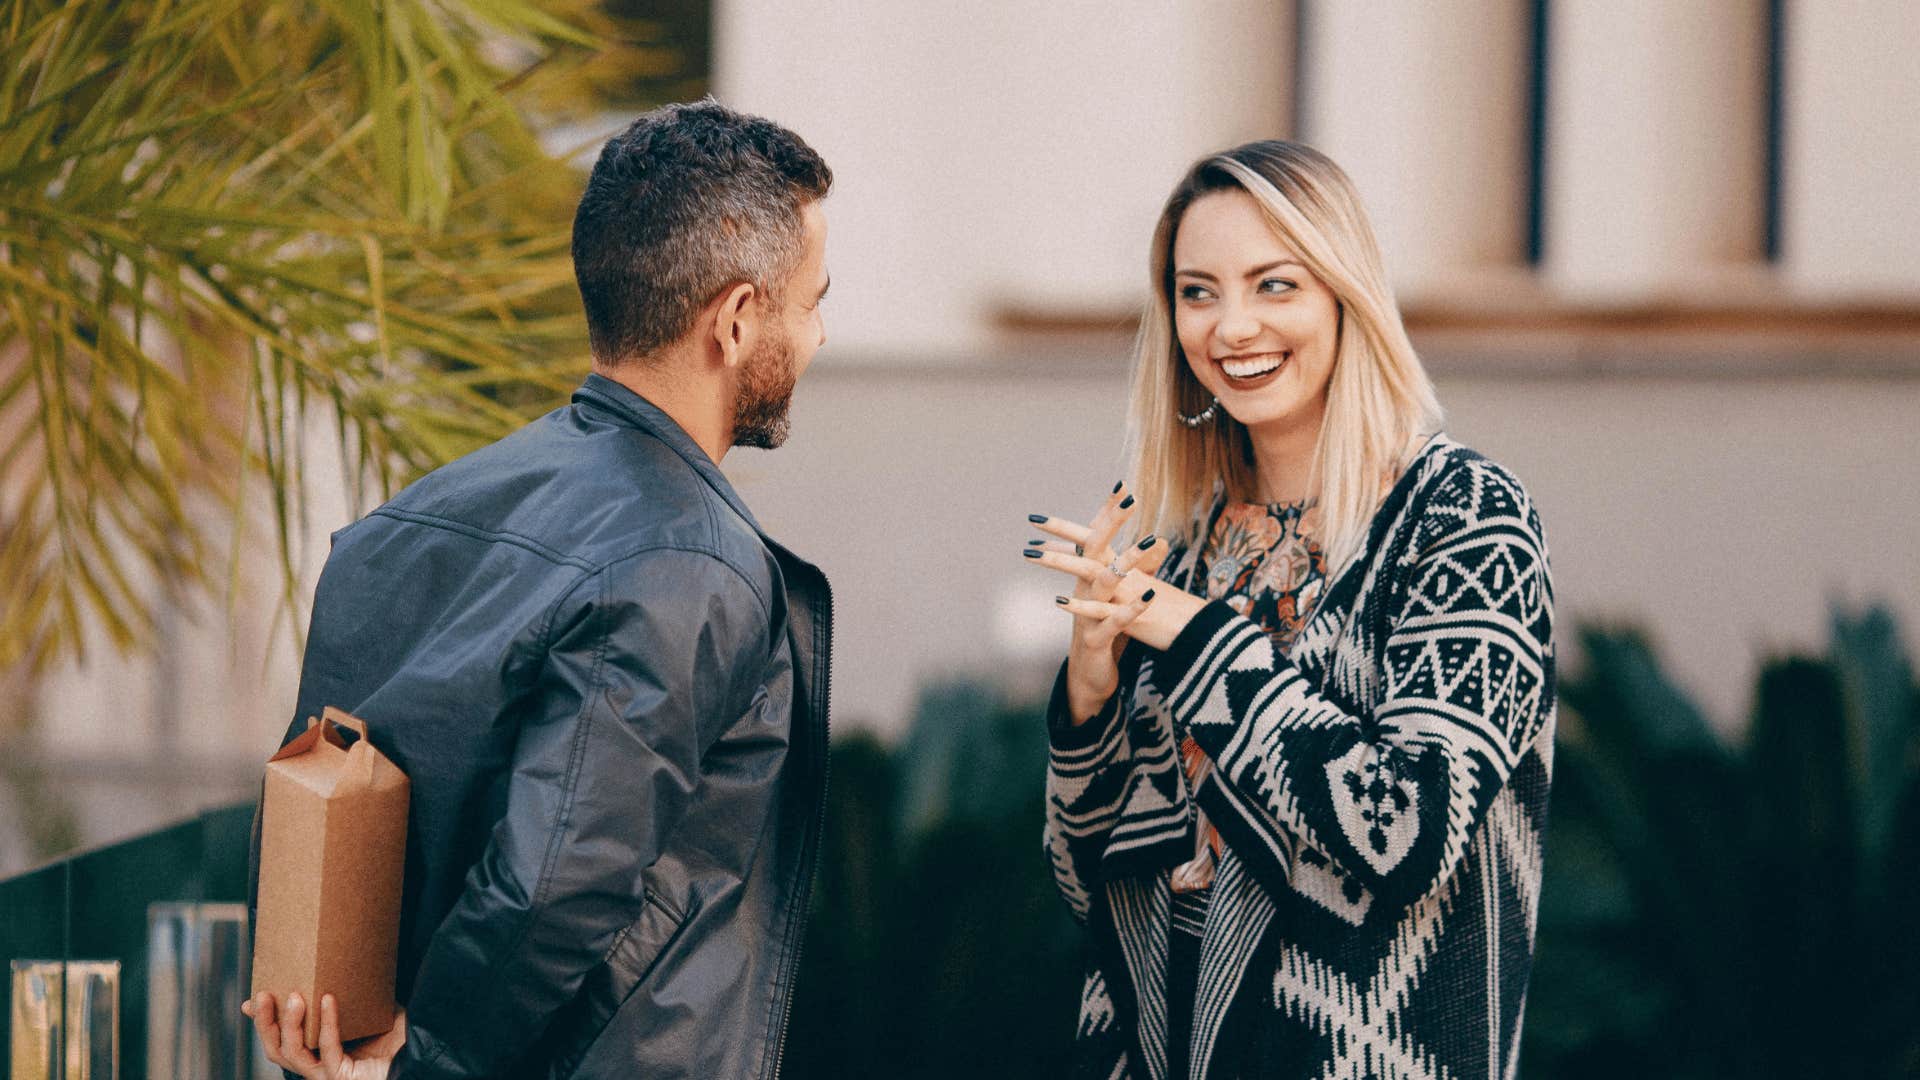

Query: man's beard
<box><xmin>730</xmin><ymin>334</ymin><xmax>798</xmax><ymax>450</ymax></box>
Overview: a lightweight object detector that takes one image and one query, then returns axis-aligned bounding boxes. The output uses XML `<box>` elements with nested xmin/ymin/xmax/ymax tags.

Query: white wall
<box><xmin>1544</xmin><ymin>0</ymin><xmax>1770</xmax><ymax>301</ymax></box>
<box><xmin>1307</xmin><ymin>0</ymin><xmax>1533</xmax><ymax>299</ymax></box>
<box><xmin>1782</xmin><ymin>0</ymin><xmax>1920</xmax><ymax>299</ymax></box>
<box><xmin>715</xmin><ymin>0</ymin><xmax>1293</xmax><ymax>354</ymax></box>
<box><xmin>720</xmin><ymin>0</ymin><xmax>1920</xmax><ymax>331</ymax></box>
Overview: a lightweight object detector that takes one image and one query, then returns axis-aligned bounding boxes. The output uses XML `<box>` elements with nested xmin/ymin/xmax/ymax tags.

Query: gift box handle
<box><xmin>319</xmin><ymin>706</ymin><xmax>370</xmax><ymax>739</ymax></box>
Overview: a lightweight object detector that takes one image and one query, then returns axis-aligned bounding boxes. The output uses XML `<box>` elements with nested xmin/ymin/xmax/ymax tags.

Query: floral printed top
<box><xmin>1198</xmin><ymin>499</ymin><xmax>1328</xmax><ymax>653</ymax></box>
<box><xmin>1170</xmin><ymin>499</ymin><xmax>1328</xmax><ymax>924</ymax></box>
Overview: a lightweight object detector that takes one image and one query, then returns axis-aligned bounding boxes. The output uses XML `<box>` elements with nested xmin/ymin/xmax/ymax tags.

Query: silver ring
<box><xmin>1107</xmin><ymin>561</ymin><xmax>1127</xmax><ymax>578</ymax></box>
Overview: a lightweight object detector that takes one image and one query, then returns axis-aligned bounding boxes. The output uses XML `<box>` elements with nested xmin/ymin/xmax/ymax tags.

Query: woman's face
<box><xmin>1171</xmin><ymin>188</ymin><xmax>1340</xmax><ymax>439</ymax></box>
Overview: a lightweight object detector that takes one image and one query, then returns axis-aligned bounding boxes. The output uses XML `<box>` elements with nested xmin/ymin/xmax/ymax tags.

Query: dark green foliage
<box><xmin>1525</xmin><ymin>607</ymin><xmax>1920</xmax><ymax>1079</ymax></box>
<box><xmin>9</xmin><ymin>608</ymin><xmax>1913</xmax><ymax>1076</ymax></box>
<box><xmin>786</xmin><ymin>682</ymin><xmax>1082</xmax><ymax>1080</ymax></box>
<box><xmin>0</xmin><ymin>803</ymin><xmax>256</xmax><ymax>1080</ymax></box>
<box><xmin>795</xmin><ymin>609</ymin><xmax>1920</xmax><ymax>1079</ymax></box>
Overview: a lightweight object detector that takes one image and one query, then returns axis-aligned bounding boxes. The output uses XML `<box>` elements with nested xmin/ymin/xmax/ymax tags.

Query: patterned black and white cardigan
<box><xmin>1044</xmin><ymin>435</ymin><xmax>1556</xmax><ymax>1080</ymax></box>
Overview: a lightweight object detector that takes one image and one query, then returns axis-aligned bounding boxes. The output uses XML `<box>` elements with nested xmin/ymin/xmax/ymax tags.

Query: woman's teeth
<box><xmin>1221</xmin><ymin>352</ymin><xmax>1287</xmax><ymax>379</ymax></box>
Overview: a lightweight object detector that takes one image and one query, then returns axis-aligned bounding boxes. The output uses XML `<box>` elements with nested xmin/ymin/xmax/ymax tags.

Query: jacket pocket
<box><xmin>540</xmin><ymin>889</ymin><xmax>691</xmax><ymax>1079</ymax></box>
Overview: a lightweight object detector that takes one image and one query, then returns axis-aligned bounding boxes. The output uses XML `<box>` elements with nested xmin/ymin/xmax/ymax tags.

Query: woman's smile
<box><xmin>1216</xmin><ymin>348</ymin><xmax>1292</xmax><ymax>387</ymax></box>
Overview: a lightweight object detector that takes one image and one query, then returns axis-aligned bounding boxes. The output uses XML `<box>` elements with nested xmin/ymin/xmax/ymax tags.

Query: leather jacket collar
<box><xmin>573</xmin><ymin>372</ymin><xmax>767</xmax><ymax>537</ymax></box>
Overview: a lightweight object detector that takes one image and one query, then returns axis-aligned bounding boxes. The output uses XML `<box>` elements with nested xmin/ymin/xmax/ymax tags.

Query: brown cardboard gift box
<box><xmin>251</xmin><ymin>707</ymin><xmax>409</xmax><ymax>1048</ymax></box>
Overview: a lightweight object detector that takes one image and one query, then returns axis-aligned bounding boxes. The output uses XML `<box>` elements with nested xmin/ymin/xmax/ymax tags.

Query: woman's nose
<box><xmin>1216</xmin><ymin>303</ymin><xmax>1260</xmax><ymax>346</ymax></box>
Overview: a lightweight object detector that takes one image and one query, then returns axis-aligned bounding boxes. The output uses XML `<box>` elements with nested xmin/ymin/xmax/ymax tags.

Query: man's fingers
<box><xmin>279</xmin><ymin>993</ymin><xmax>322</xmax><ymax>1077</ymax></box>
<box><xmin>318</xmin><ymin>994</ymin><xmax>345</xmax><ymax>1074</ymax></box>
<box><xmin>279</xmin><ymin>992</ymin><xmax>304</xmax><ymax>1059</ymax></box>
<box><xmin>248</xmin><ymin>993</ymin><xmax>281</xmax><ymax>1063</ymax></box>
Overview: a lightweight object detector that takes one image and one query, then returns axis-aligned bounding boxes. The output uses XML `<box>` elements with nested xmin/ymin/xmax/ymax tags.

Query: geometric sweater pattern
<box><xmin>1044</xmin><ymin>436</ymin><xmax>1557</xmax><ymax>1079</ymax></box>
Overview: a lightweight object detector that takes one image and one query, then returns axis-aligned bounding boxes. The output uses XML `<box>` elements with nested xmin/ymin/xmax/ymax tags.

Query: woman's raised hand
<box><xmin>1024</xmin><ymin>482</ymin><xmax>1170</xmax><ymax>723</ymax></box>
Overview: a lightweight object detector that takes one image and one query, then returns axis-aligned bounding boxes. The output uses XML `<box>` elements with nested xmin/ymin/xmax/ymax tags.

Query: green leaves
<box><xmin>1528</xmin><ymin>608</ymin><xmax>1920</xmax><ymax>1078</ymax></box>
<box><xmin>0</xmin><ymin>0</ymin><xmax>612</xmax><ymax>674</ymax></box>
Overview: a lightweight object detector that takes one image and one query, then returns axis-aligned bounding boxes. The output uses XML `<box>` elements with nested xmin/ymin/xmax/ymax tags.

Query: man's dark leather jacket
<box><xmin>255</xmin><ymin>373</ymin><xmax>832</xmax><ymax>1079</ymax></box>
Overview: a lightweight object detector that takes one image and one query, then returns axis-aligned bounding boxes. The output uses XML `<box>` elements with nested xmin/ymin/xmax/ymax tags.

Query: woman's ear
<box><xmin>711</xmin><ymin>282</ymin><xmax>758</xmax><ymax>369</ymax></box>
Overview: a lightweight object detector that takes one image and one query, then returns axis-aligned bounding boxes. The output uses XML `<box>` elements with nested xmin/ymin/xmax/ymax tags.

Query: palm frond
<box><xmin>0</xmin><ymin>0</ymin><xmax>620</xmax><ymax>674</ymax></box>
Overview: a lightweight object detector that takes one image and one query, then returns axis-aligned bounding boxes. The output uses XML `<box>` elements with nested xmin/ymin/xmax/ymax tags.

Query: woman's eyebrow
<box><xmin>1243</xmin><ymin>260</ymin><xmax>1304</xmax><ymax>278</ymax></box>
<box><xmin>1174</xmin><ymin>261</ymin><xmax>1305</xmax><ymax>281</ymax></box>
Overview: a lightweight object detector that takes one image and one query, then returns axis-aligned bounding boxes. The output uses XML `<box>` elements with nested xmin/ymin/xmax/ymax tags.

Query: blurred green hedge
<box><xmin>788</xmin><ymin>606</ymin><xmax>1920</xmax><ymax>1079</ymax></box>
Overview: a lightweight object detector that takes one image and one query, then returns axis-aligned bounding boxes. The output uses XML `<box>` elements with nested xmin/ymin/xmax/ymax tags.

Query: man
<box><xmin>244</xmin><ymin>99</ymin><xmax>835</xmax><ymax>1080</ymax></box>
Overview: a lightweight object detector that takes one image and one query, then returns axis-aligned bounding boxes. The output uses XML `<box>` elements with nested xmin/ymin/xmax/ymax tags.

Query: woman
<box><xmin>1024</xmin><ymin>141</ymin><xmax>1555</xmax><ymax>1079</ymax></box>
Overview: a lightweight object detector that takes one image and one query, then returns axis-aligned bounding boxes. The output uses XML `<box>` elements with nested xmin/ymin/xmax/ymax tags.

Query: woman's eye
<box><xmin>1178</xmin><ymin>285</ymin><xmax>1212</xmax><ymax>302</ymax></box>
<box><xmin>1259</xmin><ymin>278</ymin><xmax>1298</xmax><ymax>294</ymax></box>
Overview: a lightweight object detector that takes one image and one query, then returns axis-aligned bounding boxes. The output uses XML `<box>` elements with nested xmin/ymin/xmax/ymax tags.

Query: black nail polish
<box><xmin>1142</xmin><ymin>588</ymin><xmax>1157</xmax><ymax>602</ymax></box>
<box><xmin>1137</xmin><ymin>534</ymin><xmax>1157</xmax><ymax>549</ymax></box>
<box><xmin>1055</xmin><ymin>595</ymin><xmax>1070</xmax><ymax>605</ymax></box>
<box><xmin>1026</xmin><ymin>538</ymin><xmax>1045</xmax><ymax>546</ymax></box>
<box><xmin>1022</xmin><ymin>548</ymin><xmax>1043</xmax><ymax>559</ymax></box>
<box><xmin>1119</xmin><ymin>495</ymin><xmax>1134</xmax><ymax>509</ymax></box>
<box><xmin>1028</xmin><ymin>513</ymin><xmax>1048</xmax><ymax>524</ymax></box>
<box><xmin>1112</xmin><ymin>480</ymin><xmax>1123</xmax><ymax>494</ymax></box>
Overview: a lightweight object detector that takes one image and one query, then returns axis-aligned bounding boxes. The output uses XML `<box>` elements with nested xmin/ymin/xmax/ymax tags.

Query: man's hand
<box><xmin>244</xmin><ymin>992</ymin><xmax>407</xmax><ymax>1080</ymax></box>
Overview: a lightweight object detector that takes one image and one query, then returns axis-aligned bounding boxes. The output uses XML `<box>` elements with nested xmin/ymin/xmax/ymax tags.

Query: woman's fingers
<box><xmin>1072</xmin><ymin>587</ymin><xmax>1156</xmax><ymax>650</ymax></box>
<box><xmin>1056</xmin><ymin>586</ymin><xmax>1156</xmax><ymax>626</ymax></box>
<box><xmin>1027</xmin><ymin>515</ymin><xmax>1091</xmax><ymax>549</ymax></box>
<box><xmin>1029</xmin><ymin>480</ymin><xmax>1136</xmax><ymax>563</ymax></box>
<box><xmin>1022</xmin><ymin>548</ymin><xmax>1124</xmax><ymax>595</ymax></box>
<box><xmin>1108</xmin><ymin>533</ymin><xmax>1165</xmax><ymax>578</ymax></box>
<box><xmin>1133</xmin><ymin>536</ymin><xmax>1172</xmax><ymax>578</ymax></box>
<box><xmin>1024</xmin><ymin>539</ymin><xmax>1077</xmax><ymax>555</ymax></box>
<box><xmin>1082</xmin><ymin>483</ymin><xmax>1136</xmax><ymax>562</ymax></box>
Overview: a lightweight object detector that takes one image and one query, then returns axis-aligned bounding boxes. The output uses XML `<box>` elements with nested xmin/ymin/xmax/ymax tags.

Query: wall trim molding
<box><xmin>949</xmin><ymin>301</ymin><xmax>1920</xmax><ymax>380</ymax></box>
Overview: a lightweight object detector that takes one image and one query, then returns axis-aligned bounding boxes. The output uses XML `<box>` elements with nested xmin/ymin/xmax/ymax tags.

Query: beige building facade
<box><xmin>7</xmin><ymin>1</ymin><xmax>1918</xmax><ymax>868</ymax></box>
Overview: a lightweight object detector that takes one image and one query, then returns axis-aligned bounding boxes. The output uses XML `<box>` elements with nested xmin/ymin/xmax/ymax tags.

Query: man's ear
<box><xmin>710</xmin><ymin>282</ymin><xmax>758</xmax><ymax>370</ymax></box>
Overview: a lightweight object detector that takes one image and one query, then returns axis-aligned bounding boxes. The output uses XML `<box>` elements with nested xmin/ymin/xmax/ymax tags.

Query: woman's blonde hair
<box><xmin>1125</xmin><ymin>140</ymin><xmax>1443</xmax><ymax>576</ymax></box>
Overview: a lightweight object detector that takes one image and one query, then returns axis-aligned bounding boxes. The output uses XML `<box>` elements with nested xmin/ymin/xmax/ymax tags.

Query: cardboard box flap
<box><xmin>343</xmin><ymin>737</ymin><xmax>407</xmax><ymax>792</ymax></box>
<box><xmin>267</xmin><ymin>719</ymin><xmax>331</xmax><ymax>764</ymax></box>
<box><xmin>269</xmin><ymin>710</ymin><xmax>358</xmax><ymax>763</ymax></box>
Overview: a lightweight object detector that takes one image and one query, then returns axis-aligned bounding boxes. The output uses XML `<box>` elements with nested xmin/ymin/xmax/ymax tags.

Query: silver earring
<box><xmin>1177</xmin><ymin>396</ymin><xmax>1219</xmax><ymax>428</ymax></box>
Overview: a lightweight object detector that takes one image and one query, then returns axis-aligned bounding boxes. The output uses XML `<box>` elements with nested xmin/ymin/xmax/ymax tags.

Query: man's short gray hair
<box><xmin>572</xmin><ymin>100</ymin><xmax>832</xmax><ymax>363</ymax></box>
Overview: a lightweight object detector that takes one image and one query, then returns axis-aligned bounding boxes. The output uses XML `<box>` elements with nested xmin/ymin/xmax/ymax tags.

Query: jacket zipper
<box><xmin>769</xmin><ymin>565</ymin><xmax>832</xmax><ymax>1079</ymax></box>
